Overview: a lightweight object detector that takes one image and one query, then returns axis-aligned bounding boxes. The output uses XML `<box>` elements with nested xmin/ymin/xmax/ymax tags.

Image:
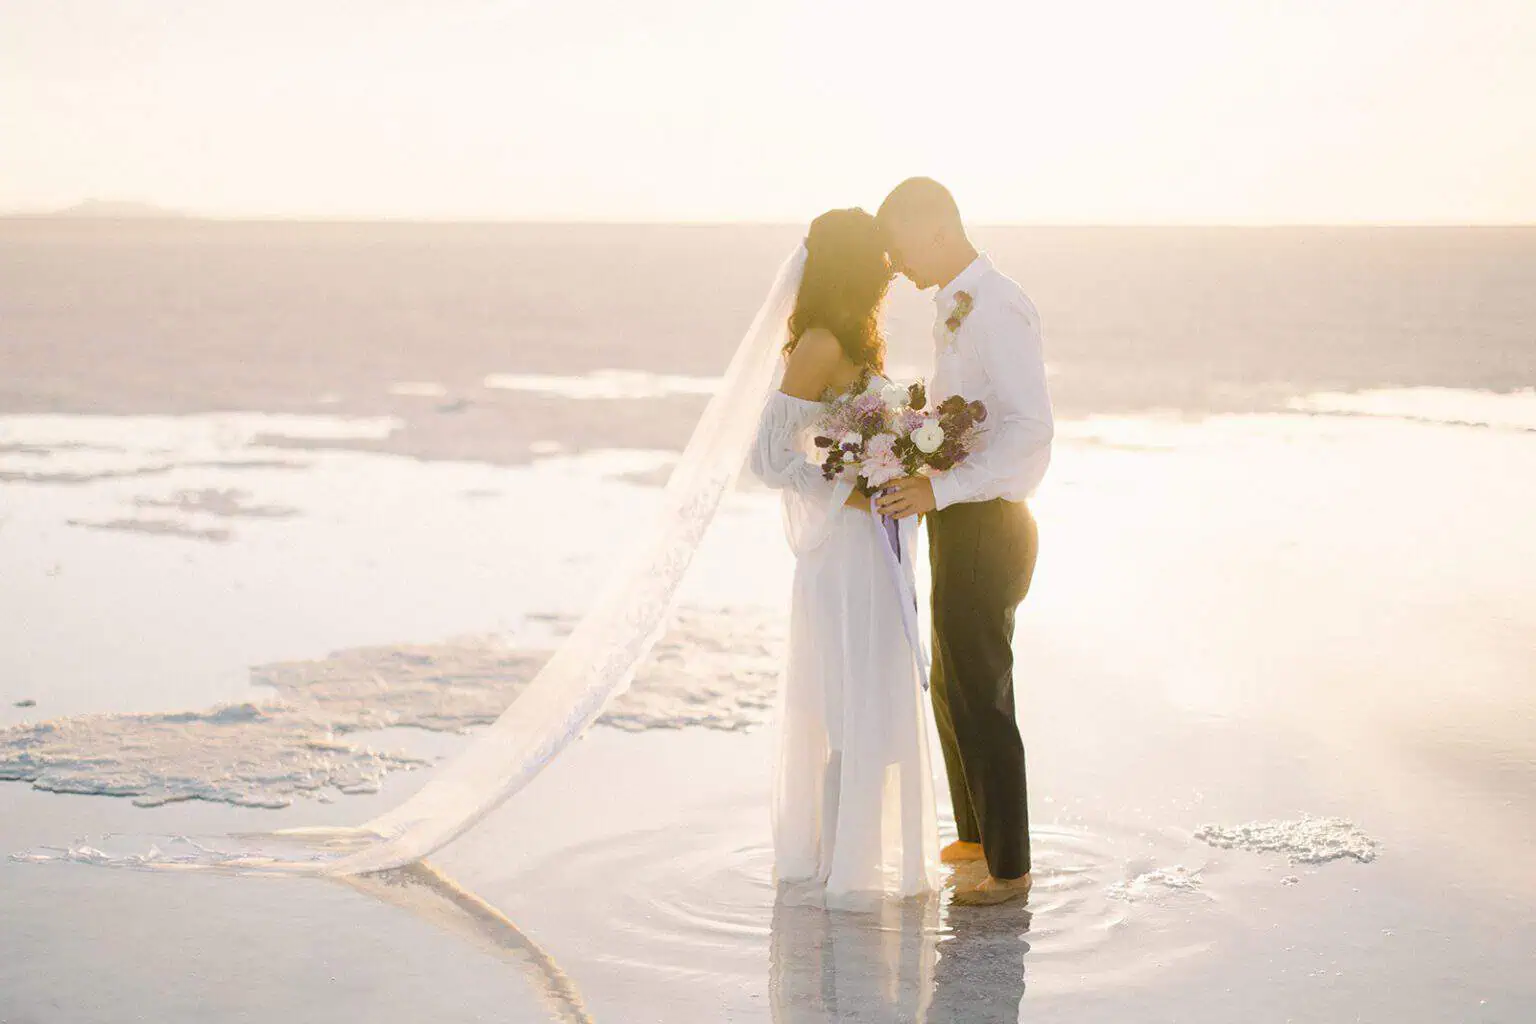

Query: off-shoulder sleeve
<box><xmin>750</xmin><ymin>390</ymin><xmax>828</xmax><ymax>493</ymax></box>
<box><xmin>750</xmin><ymin>390</ymin><xmax>855</xmax><ymax>555</ymax></box>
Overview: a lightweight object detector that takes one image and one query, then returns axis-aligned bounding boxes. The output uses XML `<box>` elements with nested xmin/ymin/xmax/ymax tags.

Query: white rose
<box><xmin>840</xmin><ymin>431</ymin><xmax>863</xmax><ymax>448</ymax></box>
<box><xmin>911</xmin><ymin>418</ymin><xmax>945</xmax><ymax>454</ymax></box>
<box><xmin>880</xmin><ymin>383</ymin><xmax>908</xmax><ymax>410</ymax></box>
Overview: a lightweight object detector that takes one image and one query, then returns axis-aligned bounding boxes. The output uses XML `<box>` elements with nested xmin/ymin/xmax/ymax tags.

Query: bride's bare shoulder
<box><xmin>781</xmin><ymin>327</ymin><xmax>850</xmax><ymax>400</ymax></box>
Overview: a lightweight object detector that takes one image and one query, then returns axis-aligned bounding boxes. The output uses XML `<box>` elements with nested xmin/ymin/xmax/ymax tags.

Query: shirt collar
<box><xmin>934</xmin><ymin>253</ymin><xmax>992</xmax><ymax>309</ymax></box>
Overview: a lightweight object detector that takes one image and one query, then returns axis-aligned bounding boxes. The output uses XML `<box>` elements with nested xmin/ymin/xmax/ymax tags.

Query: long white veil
<box><xmin>27</xmin><ymin>244</ymin><xmax>808</xmax><ymax>875</ymax></box>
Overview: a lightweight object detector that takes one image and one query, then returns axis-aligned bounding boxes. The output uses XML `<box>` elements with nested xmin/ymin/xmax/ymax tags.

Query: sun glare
<box><xmin>1</xmin><ymin>1</ymin><xmax>1532</xmax><ymax>221</ymax></box>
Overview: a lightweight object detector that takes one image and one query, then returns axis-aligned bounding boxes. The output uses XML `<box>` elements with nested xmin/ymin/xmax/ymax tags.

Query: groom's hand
<box><xmin>876</xmin><ymin>477</ymin><xmax>936</xmax><ymax>519</ymax></box>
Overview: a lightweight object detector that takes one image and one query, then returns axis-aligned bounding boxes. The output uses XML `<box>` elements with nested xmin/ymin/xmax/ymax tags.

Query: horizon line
<box><xmin>4</xmin><ymin>211</ymin><xmax>1534</xmax><ymax>230</ymax></box>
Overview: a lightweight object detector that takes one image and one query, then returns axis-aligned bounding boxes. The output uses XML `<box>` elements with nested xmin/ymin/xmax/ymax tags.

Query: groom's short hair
<box><xmin>877</xmin><ymin>177</ymin><xmax>962</xmax><ymax>228</ymax></box>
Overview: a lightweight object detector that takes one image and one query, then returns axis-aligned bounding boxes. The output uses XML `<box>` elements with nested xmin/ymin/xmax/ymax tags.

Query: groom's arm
<box><xmin>928</xmin><ymin>293</ymin><xmax>1053</xmax><ymax>511</ymax></box>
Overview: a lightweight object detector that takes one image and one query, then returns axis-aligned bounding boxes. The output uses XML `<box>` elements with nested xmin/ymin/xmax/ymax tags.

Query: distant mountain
<box><xmin>48</xmin><ymin>199</ymin><xmax>189</xmax><ymax>219</ymax></box>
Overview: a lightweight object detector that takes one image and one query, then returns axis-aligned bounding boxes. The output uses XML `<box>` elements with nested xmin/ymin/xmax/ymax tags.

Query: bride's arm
<box><xmin>749</xmin><ymin>329</ymin><xmax>845</xmax><ymax>492</ymax></box>
<box><xmin>750</xmin><ymin>329</ymin><xmax>868</xmax><ymax>553</ymax></box>
<box><xmin>780</xmin><ymin>329</ymin><xmax>872</xmax><ymax>510</ymax></box>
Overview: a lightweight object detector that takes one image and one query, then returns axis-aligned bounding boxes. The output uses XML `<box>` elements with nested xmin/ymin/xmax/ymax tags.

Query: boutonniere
<box><xmin>945</xmin><ymin>291</ymin><xmax>975</xmax><ymax>334</ymax></box>
<box><xmin>937</xmin><ymin>291</ymin><xmax>974</xmax><ymax>352</ymax></box>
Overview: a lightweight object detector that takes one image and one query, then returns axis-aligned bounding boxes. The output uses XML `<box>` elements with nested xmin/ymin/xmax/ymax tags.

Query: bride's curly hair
<box><xmin>785</xmin><ymin>208</ymin><xmax>891</xmax><ymax>371</ymax></box>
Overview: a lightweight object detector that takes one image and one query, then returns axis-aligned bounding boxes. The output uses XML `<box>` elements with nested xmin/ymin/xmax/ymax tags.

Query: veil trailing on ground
<box><xmin>23</xmin><ymin>245</ymin><xmax>809</xmax><ymax>875</ymax></box>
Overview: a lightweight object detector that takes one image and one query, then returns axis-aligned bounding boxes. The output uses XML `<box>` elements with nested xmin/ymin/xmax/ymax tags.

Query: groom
<box><xmin>875</xmin><ymin>178</ymin><xmax>1053</xmax><ymax>906</ymax></box>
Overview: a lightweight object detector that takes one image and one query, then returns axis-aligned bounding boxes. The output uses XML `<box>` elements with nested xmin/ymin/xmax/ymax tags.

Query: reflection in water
<box><xmin>340</xmin><ymin>862</ymin><xmax>594</xmax><ymax>1024</ymax></box>
<box><xmin>342</xmin><ymin>855</ymin><xmax>1034</xmax><ymax>1023</ymax></box>
<box><xmin>931</xmin><ymin>899</ymin><xmax>1032</xmax><ymax>1024</ymax></box>
<box><xmin>770</xmin><ymin>891</ymin><xmax>939</xmax><ymax>1022</ymax></box>
<box><xmin>769</xmin><ymin>885</ymin><xmax>1030</xmax><ymax>1024</ymax></box>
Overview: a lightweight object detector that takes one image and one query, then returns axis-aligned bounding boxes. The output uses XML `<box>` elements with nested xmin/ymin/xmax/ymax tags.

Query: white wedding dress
<box><xmin>751</xmin><ymin>376</ymin><xmax>940</xmax><ymax>906</ymax></box>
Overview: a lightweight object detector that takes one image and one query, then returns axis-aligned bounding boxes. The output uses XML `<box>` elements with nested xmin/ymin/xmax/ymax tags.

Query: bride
<box><xmin>750</xmin><ymin>209</ymin><xmax>940</xmax><ymax>904</ymax></box>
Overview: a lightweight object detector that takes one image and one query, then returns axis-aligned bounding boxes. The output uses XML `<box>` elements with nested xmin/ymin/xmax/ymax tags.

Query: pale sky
<box><xmin>3</xmin><ymin>0</ymin><xmax>1533</xmax><ymax>223</ymax></box>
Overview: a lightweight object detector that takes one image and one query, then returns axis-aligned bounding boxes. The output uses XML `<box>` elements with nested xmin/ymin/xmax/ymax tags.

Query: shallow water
<box><xmin>1287</xmin><ymin>386</ymin><xmax>1536</xmax><ymax>431</ymax></box>
<box><xmin>482</xmin><ymin>369</ymin><xmax>722</xmax><ymax>400</ymax></box>
<box><xmin>4</xmin><ymin>393</ymin><xmax>1533</xmax><ymax>1021</ymax></box>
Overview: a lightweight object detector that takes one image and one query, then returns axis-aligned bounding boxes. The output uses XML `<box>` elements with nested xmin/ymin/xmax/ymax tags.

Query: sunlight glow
<box><xmin>3</xmin><ymin>0</ymin><xmax>1533</xmax><ymax>222</ymax></box>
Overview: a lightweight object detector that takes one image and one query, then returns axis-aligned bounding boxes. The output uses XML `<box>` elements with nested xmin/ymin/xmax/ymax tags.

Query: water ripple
<box><xmin>521</xmin><ymin>816</ymin><xmax>1226</xmax><ymax>998</ymax></box>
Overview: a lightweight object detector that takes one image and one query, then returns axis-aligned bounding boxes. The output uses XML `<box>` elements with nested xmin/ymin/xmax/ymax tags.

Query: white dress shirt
<box><xmin>926</xmin><ymin>253</ymin><xmax>1054</xmax><ymax>511</ymax></box>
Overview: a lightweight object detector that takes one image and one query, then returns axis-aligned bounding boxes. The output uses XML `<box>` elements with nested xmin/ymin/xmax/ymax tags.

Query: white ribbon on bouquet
<box><xmin>874</xmin><ymin>509</ymin><xmax>931</xmax><ymax>691</ymax></box>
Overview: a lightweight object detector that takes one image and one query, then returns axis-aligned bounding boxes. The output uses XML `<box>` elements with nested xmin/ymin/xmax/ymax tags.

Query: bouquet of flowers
<box><xmin>812</xmin><ymin>378</ymin><xmax>988</xmax><ymax>496</ymax></box>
